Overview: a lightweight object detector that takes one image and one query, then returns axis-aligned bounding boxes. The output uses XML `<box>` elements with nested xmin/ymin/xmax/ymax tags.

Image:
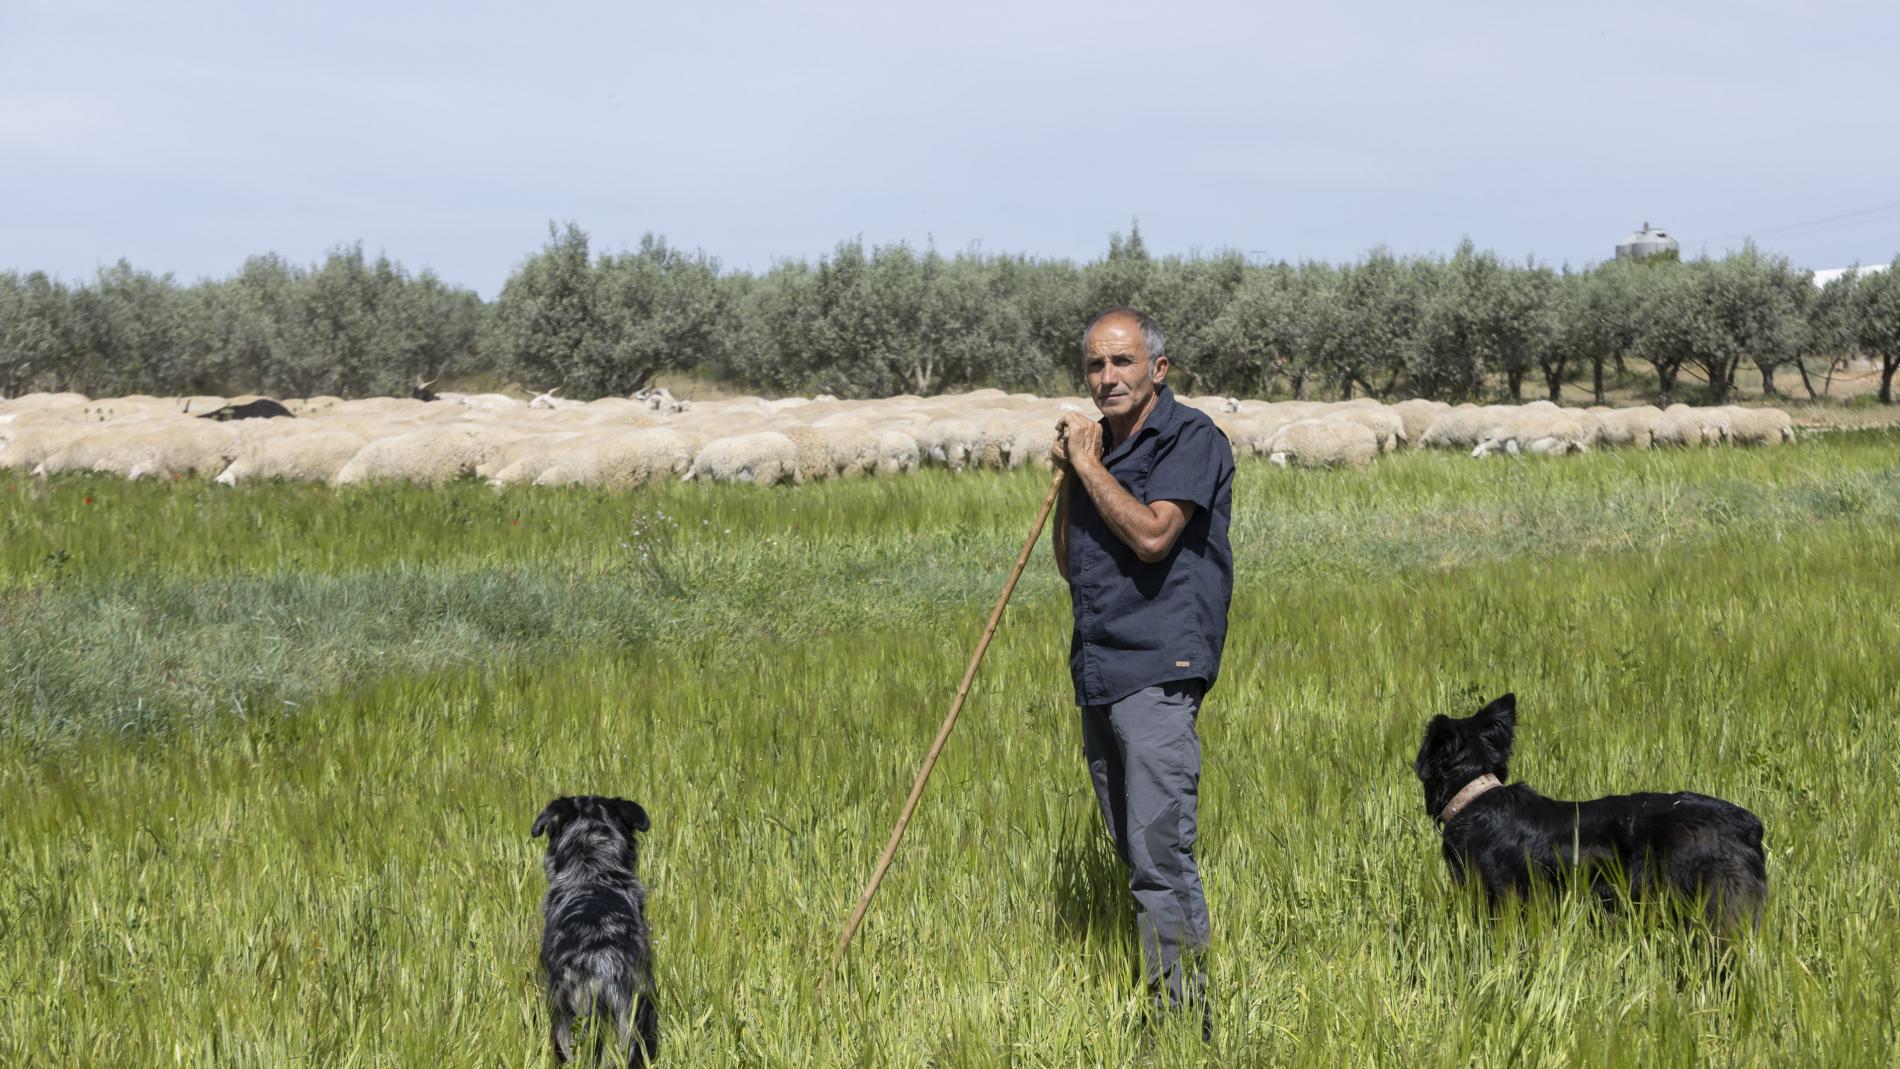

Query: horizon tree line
<box><xmin>4</xmin><ymin>224</ymin><xmax>1899</xmax><ymax>406</ymax></box>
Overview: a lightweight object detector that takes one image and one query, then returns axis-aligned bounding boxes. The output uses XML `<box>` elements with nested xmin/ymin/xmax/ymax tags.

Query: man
<box><xmin>1052</xmin><ymin>307</ymin><xmax>1235</xmax><ymax>1026</ymax></box>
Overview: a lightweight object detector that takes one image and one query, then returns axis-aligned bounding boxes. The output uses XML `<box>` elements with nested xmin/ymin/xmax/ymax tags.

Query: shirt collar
<box><xmin>1102</xmin><ymin>385</ymin><xmax>1179</xmax><ymax>462</ymax></box>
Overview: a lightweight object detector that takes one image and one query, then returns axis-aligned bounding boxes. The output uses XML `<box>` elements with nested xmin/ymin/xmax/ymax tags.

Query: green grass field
<box><xmin>3</xmin><ymin>435</ymin><xmax>1899</xmax><ymax>1066</ymax></box>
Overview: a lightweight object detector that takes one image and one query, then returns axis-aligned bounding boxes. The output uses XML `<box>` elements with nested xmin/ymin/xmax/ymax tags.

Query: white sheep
<box><xmin>216</xmin><ymin>430</ymin><xmax>369</xmax><ymax>484</ymax></box>
<box><xmin>1265</xmin><ymin>419</ymin><xmax>1380</xmax><ymax>470</ymax></box>
<box><xmin>532</xmin><ymin>428</ymin><xmax>699</xmax><ymax>489</ymax></box>
<box><xmin>1721</xmin><ymin>406</ymin><xmax>1795</xmax><ymax>445</ymax></box>
<box><xmin>916</xmin><ymin>418</ymin><xmax>982</xmax><ymax>471</ymax></box>
<box><xmin>529</xmin><ymin>387</ymin><xmax>587</xmax><ymax>411</ymax></box>
<box><xmin>1655</xmin><ymin>404</ymin><xmax>1730</xmax><ymax>447</ymax></box>
<box><xmin>780</xmin><ymin>427</ymin><xmax>841</xmax><ymax>483</ymax></box>
<box><xmin>29</xmin><ymin>423</ymin><xmax>149</xmax><ymax>475</ymax></box>
<box><xmin>1593</xmin><ymin>406</ymin><xmax>1665</xmax><ymax>450</ymax></box>
<box><xmin>477</xmin><ymin>432</ymin><xmax>588</xmax><ymax>485</ymax></box>
<box><xmin>455</xmin><ymin>393</ymin><xmax>522</xmax><ymax>412</ymax></box>
<box><xmin>1389</xmin><ymin>398</ymin><xmax>1450</xmax><ymax>447</ymax></box>
<box><xmin>1179</xmin><ymin>396</ymin><xmax>1233</xmax><ymax>418</ymax></box>
<box><xmin>121</xmin><ymin>420</ymin><xmax>243</xmax><ymax>479</ymax></box>
<box><xmin>1471</xmin><ymin>412</ymin><xmax>1592</xmax><ymax>458</ymax></box>
<box><xmin>1005</xmin><ymin>424</ymin><xmax>1055</xmax><ymax>470</ymax></box>
<box><xmin>1213</xmin><ymin>411</ymin><xmax>1305</xmax><ymax>458</ymax></box>
<box><xmin>637</xmin><ymin>387</ymin><xmax>691</xmax><ymax>414</ymax></box>
<box><xmin>1331</xmin><ymin>406</ymin><xmax>1406</xmax><ymax>452</ymax></box>
<box><xmin>687</xmin><ymin>431</ymin><xmax>798</xmax><ymax>485</ymax></box>
<box><xmin>333</xmin><ymin>424</ymin><xmax>503</xmax><ymax>485</ymax></box>
<box><xmin>0</xmin><ymin>391</ymin><xmax>90</xmax><ymax>416</ymax></box>
<box><xmin>823</xmin><ymin>427</ymin><xmax>881</xmax><ymax>478</ymax></box>
<box><xmin>873</xmin><ymin>430</ymin><xmax>921</xmax><ymax>476</ymax></box>
<box><xmin>1418</xmin><ymin>405</ymin><xmax>1510</xmax><ymax>450</ymax></box>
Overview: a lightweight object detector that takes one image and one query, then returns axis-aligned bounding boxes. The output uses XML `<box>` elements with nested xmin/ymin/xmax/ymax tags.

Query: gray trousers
<box><xmin>1079</xmin><ymin>679</ymin><xmax>1209</xmax><ymax>1007</ymax></box>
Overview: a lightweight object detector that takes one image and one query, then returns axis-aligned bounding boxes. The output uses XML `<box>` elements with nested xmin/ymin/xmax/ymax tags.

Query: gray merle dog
<box><xmin>1413</xmin><ymin>693</ymin><xmax>1767</xmax><ymax>931</ymax></box>
<box><xmin>532</xmin><ymin>795</ymin><xmax>659</xmax><ymax>1066</ymax></box>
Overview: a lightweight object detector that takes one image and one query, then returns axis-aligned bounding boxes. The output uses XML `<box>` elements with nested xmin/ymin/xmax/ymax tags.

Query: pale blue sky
<box><xmin>3</xmin><ymin>0</ymin><xmax>1896</xmax><ymax>296</ymax></box>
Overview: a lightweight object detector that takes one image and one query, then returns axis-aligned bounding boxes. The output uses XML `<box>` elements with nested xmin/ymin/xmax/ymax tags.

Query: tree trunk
<box><xmin>1883</xmin><ymin>355</ymin><xmax>1897</xmax><ymax>404</ymax></box>
<box><xmin>1703</xmin><ymin>359</ymin><xmax>1731</xmax><ymax>405</ymax></box>
<box><xmin>1794</xmin><ymin>357</ymin><xmax>1819</xmax><ymax>401</ymax></box>
<box><xmin>1293</xmin><ymin>367</ymin><xmax>1309</xmax><ymax>401</ymax></box>
<box><xmin>1592</xmin><ymin>357</ymin><xmax>1606</xmax><ymax>405</ymax></box>
<box><xmin>1506</xmin><ymin>369</ymin><xmax>1523</xmax><ymax>402</ymax></box>
<box><xmin>1755</xmin><ymin>360</ymin><xmax>1780</xmax><ymax>399</ymax></box>
<box><xmin>1657</xmin><ymin>365</ymin><xmax>1679</xmax><ymax>407</ymax></box>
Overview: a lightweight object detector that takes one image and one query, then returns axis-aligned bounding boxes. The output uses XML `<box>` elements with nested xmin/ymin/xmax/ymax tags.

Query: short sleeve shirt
<box><xmin>1065</xmin><ymin>386</ymin><xmax>1235</xmax><ymax>707</ymax></box>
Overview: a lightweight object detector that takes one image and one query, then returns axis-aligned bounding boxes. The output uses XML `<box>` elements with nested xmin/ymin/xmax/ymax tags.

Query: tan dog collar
<box><xmin>1439</xmin><ymin>774</ymin><xmax>1503</xmax><ymax>823</ymax></box>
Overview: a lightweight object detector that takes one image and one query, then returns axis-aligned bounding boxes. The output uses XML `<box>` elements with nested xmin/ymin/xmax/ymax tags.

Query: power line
<box><xmin>1706</xmin><ymin>198</ymin><xmax>1900</xmax><ymax>245</ymax></box>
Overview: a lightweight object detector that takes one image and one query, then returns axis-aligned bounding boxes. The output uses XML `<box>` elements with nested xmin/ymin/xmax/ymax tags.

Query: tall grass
<box><xmin>2</xmin><ymin>435</ymin><xmax>1898</xmax><ymax>1065</ymax></box>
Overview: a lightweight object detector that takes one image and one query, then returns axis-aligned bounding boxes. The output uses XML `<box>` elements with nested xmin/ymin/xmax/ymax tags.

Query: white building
<box><xmin>1811</xmin><ymin>263</ymin><xmax>1892</xmax><ymax>287</ymax></box>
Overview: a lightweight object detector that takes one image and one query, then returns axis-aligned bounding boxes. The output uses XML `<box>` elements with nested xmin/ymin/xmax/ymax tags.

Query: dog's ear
<box><xmin>611</xmin><ymin>799</ymin><xmax>651</xmax><ymax>835</ymax></box>
<box><xmin>1474</xmin><ymin>693</ymin><xmax>1517</xmax><ymax>766</ymax></box>
<box><xmin>532</xmin><ymin>797</ymin><xmax>578</xmax><ymax>839</ymax></box>
<box><xmin>1415</xmin><ymin>714</ymin><xmax>1455</xmax><ymax>773</ymax></box>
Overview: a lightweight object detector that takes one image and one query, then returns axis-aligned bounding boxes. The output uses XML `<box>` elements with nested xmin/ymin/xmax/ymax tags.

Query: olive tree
<box><xmin>1559</xmin><ymin>259</ymin><xmax>1647</xmax><ymax>405</ymax></box>
<box><xmin>1851</xmin><ymin>258</ymin><xmax>1900</xmax><ymax>404</ymax></box>
<box><xmin>486</xmin><ymin>223</ymin><xmax>609</xmax><ymax>396</ymax></box>
<box><xmin>1792</xmin><ymin>270</ymin><xmax>1860</xmax><ymax>398</ymax></box>
<box><xmin>1203</xmin><ymin>261</ymin><xmax>1319</xmax><ymax>397</ymax></box>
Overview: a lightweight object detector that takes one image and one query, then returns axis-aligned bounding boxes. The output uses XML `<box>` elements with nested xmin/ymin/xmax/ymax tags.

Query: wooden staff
<box><xmin>824</xmin><ymin>466</ymin><xmax>1068</xmax><ymax>985</ymax></box>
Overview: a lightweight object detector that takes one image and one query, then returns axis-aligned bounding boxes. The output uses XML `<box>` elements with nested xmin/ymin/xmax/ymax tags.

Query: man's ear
<box><xmin>1151</xmin><ymin>352</ymin><xmax>1169</xmax><ymax>384</ymax></box>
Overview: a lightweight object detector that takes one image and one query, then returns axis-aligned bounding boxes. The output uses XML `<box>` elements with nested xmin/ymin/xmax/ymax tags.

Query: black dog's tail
<box><xmin>1676</xmin><ymin>807</ymin><xmax>1768</xmax><ymax>932</ymax></box>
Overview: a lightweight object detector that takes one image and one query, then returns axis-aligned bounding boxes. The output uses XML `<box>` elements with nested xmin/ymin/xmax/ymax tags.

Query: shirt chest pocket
<box><xmin>1121</xmin><ymin>459</ymin><xmax>1154</xmax><ymax>502</ymax></box>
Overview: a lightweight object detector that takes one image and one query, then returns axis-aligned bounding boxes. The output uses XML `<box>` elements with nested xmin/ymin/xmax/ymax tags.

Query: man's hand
<box><xmin>1053</xmin><ymin>412</ymin><xmax>1194</xmax><ymax>563</ymax></box>
<box><xmin>1053</xmin><ymin>413</ymin><xmax>1104</xmax><ymax>469</ymax></box>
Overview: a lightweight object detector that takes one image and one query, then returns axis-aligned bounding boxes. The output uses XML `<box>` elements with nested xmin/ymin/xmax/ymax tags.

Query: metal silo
<box><xmin>1616</xmin><ymin>222</ymin><xmax>1679</xmax><ymax>261</ymax></box>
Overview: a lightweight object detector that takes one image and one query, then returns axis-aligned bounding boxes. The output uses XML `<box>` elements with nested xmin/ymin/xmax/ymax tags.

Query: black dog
<box><xmin>1413</xmin><ymin>694</ymin><xmax>1767</xmax><ymax>930</ymax></box>
<box><xmin>532</xmin><ymin>796</ymin><xmax>659</xmax><ymax>1066</ymax></box>
<box><xmin>197</xmin><ymin>398</ymin><xmax>294</xmax><ymax>421</ymax></box>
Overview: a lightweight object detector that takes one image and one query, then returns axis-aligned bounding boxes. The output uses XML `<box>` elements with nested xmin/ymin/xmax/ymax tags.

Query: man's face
<box><xmin>1085</xmin><ymin>317</ymin><xmax>1168</xmax><ymax>421</ymax></box>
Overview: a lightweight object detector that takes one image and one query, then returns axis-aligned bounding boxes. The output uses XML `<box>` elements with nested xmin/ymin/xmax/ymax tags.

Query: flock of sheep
<box><xmin>0</xmin><ymin>388</ymin><xmax>1798</xmax><ymax>489</ymax></box>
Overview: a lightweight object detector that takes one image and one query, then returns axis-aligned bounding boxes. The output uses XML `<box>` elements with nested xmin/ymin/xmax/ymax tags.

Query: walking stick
<box><xmin>823</xmin><ymin>465</ymin><xmax>1068</xmax><ymax>986</ymax></box>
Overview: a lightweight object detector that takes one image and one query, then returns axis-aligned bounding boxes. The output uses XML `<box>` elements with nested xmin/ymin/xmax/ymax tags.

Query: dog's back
<box><xmin>1499</xmin><ymin>789</ymin><xmax>1768</xmax><ymax>928</ymax></box>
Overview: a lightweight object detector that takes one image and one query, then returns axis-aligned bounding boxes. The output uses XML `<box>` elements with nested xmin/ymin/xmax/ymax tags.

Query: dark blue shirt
<box><xmin>1065</xmin><ymin>386</ymin><xmax>1235</xmax><ymax>707</ymax></box>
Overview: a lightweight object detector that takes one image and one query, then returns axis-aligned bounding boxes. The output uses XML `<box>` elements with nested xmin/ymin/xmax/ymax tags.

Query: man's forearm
<box><xmin>1070</xmin><ymin>454</ymin><xmax>1179</xmax><ymax>563</ymax></box>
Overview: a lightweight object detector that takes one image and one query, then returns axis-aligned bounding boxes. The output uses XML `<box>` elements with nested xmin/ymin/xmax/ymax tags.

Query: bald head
<box><xmin>1081</xmin><ymin>307</ymin><xmax>1166</xmax><ymax>363</ymax></box>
